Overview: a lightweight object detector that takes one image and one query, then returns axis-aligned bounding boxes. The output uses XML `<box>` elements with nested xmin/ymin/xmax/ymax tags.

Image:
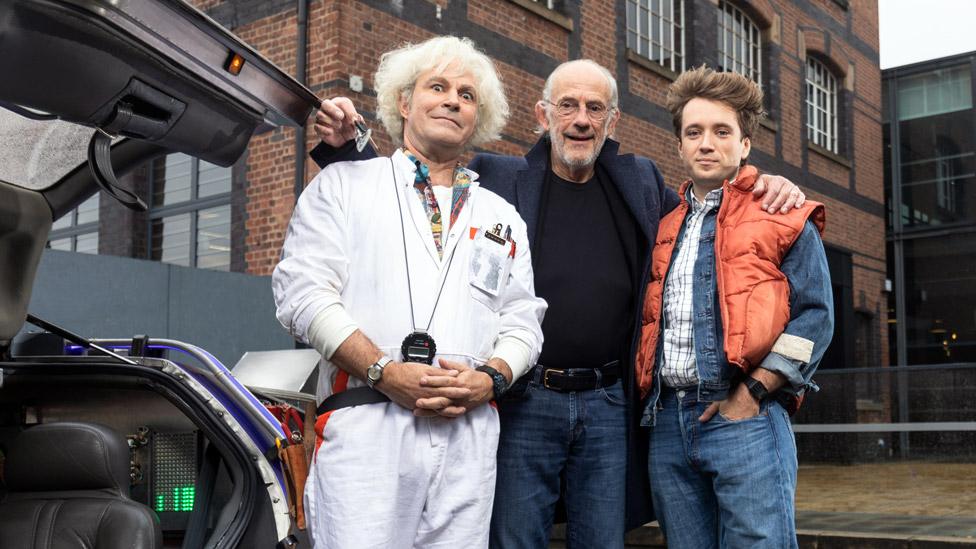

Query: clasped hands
<box><xmin>378</xmin><ymin>358</ymin><xmax>495</xmax><ymax>418</ymax></box>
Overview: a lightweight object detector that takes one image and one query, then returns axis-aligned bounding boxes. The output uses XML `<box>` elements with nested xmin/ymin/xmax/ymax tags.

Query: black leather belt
<box><xmin>532</xmin><ymin>360</ymin><xmax>621</xmax><ymax>392</ymax></box>
<box><xmin>316</xmin><ymin>386</ymin><xmax>390</xmax><ymax>415</ymax></box>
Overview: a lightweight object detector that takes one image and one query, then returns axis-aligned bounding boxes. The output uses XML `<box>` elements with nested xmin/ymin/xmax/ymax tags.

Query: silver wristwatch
<box><xmin>365</xmin><ymin>356</ymin><xmax>393</xmax><ymax>389</ymax></box>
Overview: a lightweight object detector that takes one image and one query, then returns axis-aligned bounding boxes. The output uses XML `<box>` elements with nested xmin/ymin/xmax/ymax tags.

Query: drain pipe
<box><xmin>293</xmin><ymin>0</ymin><xmax>310</xmax><ymax>204</ymax></box>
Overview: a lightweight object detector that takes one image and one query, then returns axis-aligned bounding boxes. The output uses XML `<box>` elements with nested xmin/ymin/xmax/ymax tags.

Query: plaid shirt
<box><xmin>659</xmin><ymin>185</ymin><xmax>723</xmax><ymax>388</ymax></box>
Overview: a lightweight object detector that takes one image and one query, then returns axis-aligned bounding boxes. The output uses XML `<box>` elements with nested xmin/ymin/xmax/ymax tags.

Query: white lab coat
<box><xmin>272</xmin><ymin>149</ymin><xmax>546</xmax><ymax>548</ymax></box>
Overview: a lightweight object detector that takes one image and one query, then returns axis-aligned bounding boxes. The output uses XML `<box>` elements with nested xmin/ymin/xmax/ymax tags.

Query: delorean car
<box><xmin>0</xmin><ymin>1</ymin><xmax>321</xmax><ymax>547</ymax></box>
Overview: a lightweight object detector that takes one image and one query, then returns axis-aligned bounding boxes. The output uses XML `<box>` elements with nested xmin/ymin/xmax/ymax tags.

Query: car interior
<box><xmin>0</xmin><ymin>1</ymin><xmax>318</xmax><ymax>547</ymax></box>
<box><xmin>0</xmin><ymin>349</ymin><xmax>286</xmax><ymax>548</ymax></box>
<box><xmin>0</xmin><ymin>421</ymin><xmax>162</xmax><ymax>548</ymax></box>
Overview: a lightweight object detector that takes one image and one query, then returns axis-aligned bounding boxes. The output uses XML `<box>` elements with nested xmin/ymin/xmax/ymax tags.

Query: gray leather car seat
<box><xmin>0</xmin><ymin>422</ymin><xmax>162</xmax><ymax>548</ymax></box>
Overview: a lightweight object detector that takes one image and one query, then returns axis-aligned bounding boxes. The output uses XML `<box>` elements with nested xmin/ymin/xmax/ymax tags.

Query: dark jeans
<box><xmin>490</xmin><ymin>377</ymin><xmax>628</xmax><ymax>548</ymax></box>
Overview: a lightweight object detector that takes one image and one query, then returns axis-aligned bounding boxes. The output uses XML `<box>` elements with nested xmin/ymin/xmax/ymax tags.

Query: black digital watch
<box><xmin>401</xmin><ymin>331</ymin><xmax>436</xmax><ymax>365</ymax></box>
<box><xmin>744</xmin><ymin>377</ymin><xmax>769</xmax><ymax>402</ymax></box>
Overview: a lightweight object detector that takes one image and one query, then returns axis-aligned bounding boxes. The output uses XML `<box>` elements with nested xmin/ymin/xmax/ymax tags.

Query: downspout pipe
<box><xmin>292</xmin><ymin>0</ymin><xmax>311</xmax><ymax>352</ymax></box>
<box><xmin>294</xmin><ymin>0</ymin><xmax>309</xmax><ymax>204</ymax></box>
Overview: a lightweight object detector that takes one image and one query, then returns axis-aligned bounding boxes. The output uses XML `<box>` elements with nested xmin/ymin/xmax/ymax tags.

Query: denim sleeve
<box><xmin>759</xmin><ymin>220</ymin><xmax>834</xmax><ymax>394</ymax></box>
<box><xmin>309</xmin><ymin>140</ymin><xmax>378</xmax><ymax>169</ymax></box>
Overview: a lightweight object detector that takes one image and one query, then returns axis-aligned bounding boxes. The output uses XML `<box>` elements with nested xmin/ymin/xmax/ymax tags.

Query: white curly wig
<box><xmin>374</xmin><ymin>36</ymin><xmax>509</xmax><ymax>148</ymax></box>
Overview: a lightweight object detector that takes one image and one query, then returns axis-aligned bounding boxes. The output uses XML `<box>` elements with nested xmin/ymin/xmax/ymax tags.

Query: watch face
<box><xmin>746</xmin><ymin>378</ymin><xmax>767</xmax><ymax>400</ymax></box>
<box><xmin>367</xmin><ymin>364</ymin><xmax>381</xmax><ymax>382</ymax></box>
<box><xmin>401</xmin><ymin>332</ymin><xmax>436</xmax><ymax>365</ymax></box>
<box><xmin>492</xmin><ymin>375</ymin><xmax>507</xmax><ymax>397</ymax></box>
<box><xmin>477</xmin><ymin>367</ymin><xmax>507</xmax><ymax>399</ymax></box>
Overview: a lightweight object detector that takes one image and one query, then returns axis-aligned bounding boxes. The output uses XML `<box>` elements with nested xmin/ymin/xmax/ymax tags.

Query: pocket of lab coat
<box><xmin>468</xmin><ymin>231</ymin><xmax>514</xmax><ymax>312</ymax></box>
<box><xmin>470</xmin><ymin>283</ymin><xmax>502</xmax><ymax>312</ymax></box>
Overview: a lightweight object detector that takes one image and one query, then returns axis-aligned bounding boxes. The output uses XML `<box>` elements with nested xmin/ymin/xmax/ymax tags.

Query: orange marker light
<box><xmin>225</xmin><ymin>52</ymin><xmax>245</xmax><ymax>76</ymax></box>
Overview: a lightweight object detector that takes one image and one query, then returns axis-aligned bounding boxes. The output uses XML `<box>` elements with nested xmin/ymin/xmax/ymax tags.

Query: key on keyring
<box><xmin>354</xmin><ymin>120</ymin><xmax>374</xmax><ymax>152</ymax></box>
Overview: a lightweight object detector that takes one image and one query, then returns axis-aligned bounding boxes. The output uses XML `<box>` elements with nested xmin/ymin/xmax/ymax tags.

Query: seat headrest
<box><xmin>5</xmin><ymin>422</ymin><xmax>130</xmax><ymax>495</ymax></box>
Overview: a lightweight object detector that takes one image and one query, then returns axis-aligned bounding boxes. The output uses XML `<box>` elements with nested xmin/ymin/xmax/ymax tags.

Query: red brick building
<box><xmin>51</xmin><ymin>0</ymin><xmax>885</xmax><ymax>372</ymax></box>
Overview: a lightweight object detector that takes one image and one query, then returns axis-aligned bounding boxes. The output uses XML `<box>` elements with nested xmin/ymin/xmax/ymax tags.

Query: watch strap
<box><xmin>744</xmin><ymin>377</ymin><xmax>769</xmax><ymax>402</ymax></box>
<box><xmin>366</xmin><ymin>356</ymin><xmax>393</xmax><ymax>388</ymax></box>
<box><xmin>476</xmin><ymin>365</ymin><xmax>508</xmax><ymax>400</ymax></box>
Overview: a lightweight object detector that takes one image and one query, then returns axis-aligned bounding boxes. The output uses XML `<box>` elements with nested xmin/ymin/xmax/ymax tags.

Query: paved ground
<box><xmin>796</xmin><ymin>461</ymin><xmax>976</xmax><ymax>518</ymax></box>
<box><xmin>797</xmin><ymin>510</ymin><xmax>976</xmax><ymax>539</ymax></box>
<box><xmin>795</xmin><ymin>461</ymin><xmax>976</xmax><ymax>542</ymax></box>
<box><xmin>551</xmin><ymin>461</ymin><xmax>976</xmax><ymax>547</ymax></box>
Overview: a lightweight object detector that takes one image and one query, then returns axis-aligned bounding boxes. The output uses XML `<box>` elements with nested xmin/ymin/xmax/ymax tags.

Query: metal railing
<box><xmin>793</xmin><ymin>362</ymin><xmax>976</xmax><ymax>460</ymax></box>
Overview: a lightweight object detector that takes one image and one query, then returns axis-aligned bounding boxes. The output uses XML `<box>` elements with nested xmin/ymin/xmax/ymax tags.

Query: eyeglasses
<box><xmin>544</xmin><ymin>99</ymin><xmax>613</xmax><ymax>121</ymax></box>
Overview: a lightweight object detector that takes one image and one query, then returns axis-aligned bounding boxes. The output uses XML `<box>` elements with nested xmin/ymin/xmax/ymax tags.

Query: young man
<box><xmin>310</xmin><ymin>59</ymin><xmax>806</xmax><ymax>548</ymax></box>
<box><xmin>272</xmin><ymin>36</ymin><xmax>545</xmax><ymax>548</ymax></box>
<box><xmin>636</xmin><ymin>66</ymin><xmax>834</xmax><ymax>548</ymax></box>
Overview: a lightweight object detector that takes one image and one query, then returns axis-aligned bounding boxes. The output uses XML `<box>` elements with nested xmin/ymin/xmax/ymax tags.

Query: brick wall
<box><xmin>184</xmin><ymin>0</ymin><xmax>884</xmax><ymax>365</ymax></box>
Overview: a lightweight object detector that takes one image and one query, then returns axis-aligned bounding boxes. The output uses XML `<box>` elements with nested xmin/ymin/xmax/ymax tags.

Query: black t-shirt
<box><xmin>533</xmin><ymin>167</ymin><xmax>641</xmax><ymax>369</ymax></box>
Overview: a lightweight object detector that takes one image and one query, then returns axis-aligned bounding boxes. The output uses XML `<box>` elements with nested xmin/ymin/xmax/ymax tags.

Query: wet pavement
<box><xmin>797</xmin><ymin>511</ymin><xmax>976</xmax><ymax>544</ymax></box>
<box><xmin>551</xmin><ymin>461</ymin><xmax>976</xmax><ymax>547</ymax></box>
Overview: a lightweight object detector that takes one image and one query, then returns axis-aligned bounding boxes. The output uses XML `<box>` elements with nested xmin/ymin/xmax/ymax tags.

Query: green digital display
<box><xmin>154</xmin><ymin>485</ymin><xmax>196</xmax><ymax>512</ymax></box>
<box><xmin>151</xmin><ymin>431</ymin><xmax>197</xmax><ymax>515</ymax></box>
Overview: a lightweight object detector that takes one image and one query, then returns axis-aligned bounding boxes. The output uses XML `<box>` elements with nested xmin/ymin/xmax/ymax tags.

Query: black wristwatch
<box><xmin>477</xmin><ymin>365</ymin><xmax>509</xmax><ymax>400</ymax></box>
<box><xmin>744</xmin><ymin>377</ymin><xmax>769</xmax><ymax>402</ymax></box>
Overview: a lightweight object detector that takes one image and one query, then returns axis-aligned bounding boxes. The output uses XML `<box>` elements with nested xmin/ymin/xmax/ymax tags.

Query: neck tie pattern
<box><xmin>405</xmin><ymin>151</ymin><xmax>471</xmax><ymax>258</ymax></box>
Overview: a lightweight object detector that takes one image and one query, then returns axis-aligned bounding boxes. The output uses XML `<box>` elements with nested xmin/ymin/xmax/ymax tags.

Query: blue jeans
<box><xmin>648</xmin><ymin>387</ymin><xmax>798</xmax><ymax>549</ymax></box>
<box><xmin>490</xmin><ymin>377</ymin><xmax>628</xmax><ymax>549</ymax></box>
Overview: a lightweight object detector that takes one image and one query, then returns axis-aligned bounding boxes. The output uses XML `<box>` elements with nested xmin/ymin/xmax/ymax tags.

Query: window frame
<box><xmin>806</xmin><ymin>56</ymin><xmax>839</xmax><ymax>154</ymax></box>
<box><xmin>716</xmin><ymin>1</ymin><xmax>762</xmax><ymax>85</ymax></box>
<box><xmin>147</xmin><ymin>153</ymin><xmax>233</xmax><ymax>271</ymax></box>
<box><xmin>47</xmin><ymin>194</ymin><xmax>100</xmax><ymax>254</ymax></box>
<box><xmin>506</xmin><ymin>0</ymin><xmax>573</xmax><ymax>30</ymax></box>
<box><xmin>626</xmin><ymin>0</ymin><xmax>686</xmax><ymax>74</ymax></box>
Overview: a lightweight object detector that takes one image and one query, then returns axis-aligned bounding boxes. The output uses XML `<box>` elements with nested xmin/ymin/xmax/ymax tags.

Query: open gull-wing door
<box><xmin>0</xmin><ymin>0</ymin><xmax>319</xmax><ymax>354</ymax></box>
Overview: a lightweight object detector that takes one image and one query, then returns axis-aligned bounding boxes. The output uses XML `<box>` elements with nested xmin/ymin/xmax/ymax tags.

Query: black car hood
<box><xmin>0</xmin><ymin>0</ymin><xmax>319</xmax><ymax>347</ymax></box>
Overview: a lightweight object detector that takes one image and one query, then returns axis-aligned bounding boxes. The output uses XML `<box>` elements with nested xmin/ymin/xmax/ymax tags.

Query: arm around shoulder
<box><xmin>639</xmin><ymin>156</ymin><xmax>681</xmax><ymax>214</ymax></box>
<box><xmin>309</xmin><ymin>140</ymin><xmax>379</xmax><ymax>170</ymax></box>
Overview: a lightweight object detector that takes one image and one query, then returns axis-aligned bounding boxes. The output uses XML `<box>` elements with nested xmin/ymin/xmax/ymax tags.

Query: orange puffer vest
<box><xmin>635</xmin><ymin>166</ymin><xmax>825</xmax><ymax>399</ymax></box>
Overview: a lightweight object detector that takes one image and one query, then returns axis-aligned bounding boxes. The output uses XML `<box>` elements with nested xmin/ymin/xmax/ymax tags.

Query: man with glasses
<box><xmin>310</xmin><ymin>58</ymin><xmax>804</xmax><ymax>548</ymax></box>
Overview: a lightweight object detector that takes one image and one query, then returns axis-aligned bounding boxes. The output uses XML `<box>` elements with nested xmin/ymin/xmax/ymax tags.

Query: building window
<box><xmin>148</xmin><ymin>153</ymin><xmax>232</xmax><ymax>271</ymax></box>
<box><xmin>626</xmin><ymin>0</ymin><xmax>685</xmax><ymax>73</ymax></box>
<box><xmin>892</xmin><ymin>65</ymin><xmax>974</xmax><ymax>228</ymax></box>
<box><xmin>806</xmin><ymin>57</ymin><xmax>838</xmax><ymax>153</ymax></box>
<box><xmin>717</xmin><ymin>1</ymin><xmax>762</xmax><ymax>84</ymax></box>
<box><xmin>48</xmin><ymin>194</ymin><xmax>99</xmax><ymax>254</ymax></box>
<box><xmin>896</xmin><ymin>64</ymin><xmax>972</xmax><ymax>121</ymax></box>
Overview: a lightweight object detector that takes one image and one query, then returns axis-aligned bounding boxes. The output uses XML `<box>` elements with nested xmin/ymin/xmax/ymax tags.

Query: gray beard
<box><xmin>551</xmin><ymin>132</ymin><xmax>605</xmax><ymax>171</ymax></box>
<box><xmin>547</xmin><ymin>114</ymin><xmax>611</xmax><ymax>173</ymax></box>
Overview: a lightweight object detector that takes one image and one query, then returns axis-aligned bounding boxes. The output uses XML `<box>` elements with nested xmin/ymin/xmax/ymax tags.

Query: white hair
<box><xmin>374</xmin><ymin>36</ymin><xmax>509</xmax><ymax>148</ymax></box>
<box><xmin>542</xmin><ymin>59</ymin><xmax>619</xmax><ymax>109</ymax></box>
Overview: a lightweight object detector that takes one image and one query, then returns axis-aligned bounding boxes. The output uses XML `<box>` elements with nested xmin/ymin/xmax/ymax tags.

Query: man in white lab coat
<box><xmin>272</xmin><ymin>36</ymin><xmax>546</xmax><ymax>549</ymax></box>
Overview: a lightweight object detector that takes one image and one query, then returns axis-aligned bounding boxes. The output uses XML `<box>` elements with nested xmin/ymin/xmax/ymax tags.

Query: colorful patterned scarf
<box><xmin>405</xmin><ymin>151</ymin><xmax>471</xmax><ymax>258</ymax></box>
